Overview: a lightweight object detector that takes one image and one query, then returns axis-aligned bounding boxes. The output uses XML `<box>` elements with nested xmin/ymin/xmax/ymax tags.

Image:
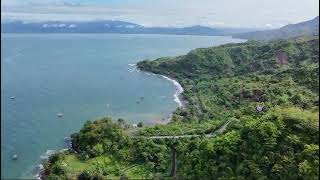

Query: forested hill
<box><xmin>137</xmin><ymin>36</ymin><xmax>319</xmax><ymax>178</ymax></box>
<box><xmin>233</xmin><ymin>16</ymin><xmax>319</xmax><ymax>40</ymax></box>
<box><xmin>43</xmin><ymin>36</ymin><xmax>319</xmax><ymax>179</ymax></box>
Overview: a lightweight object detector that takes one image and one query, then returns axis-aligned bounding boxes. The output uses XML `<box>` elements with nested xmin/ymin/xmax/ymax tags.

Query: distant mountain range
<box><xmin>1</xmin><ymin>20</ymin><xmax>258</xmax><ymax>36</ymax></box>
<box><xmin>4</xmin><ymin>18</ymin><xmax>317</xmax><ymax>39</ymax></box>
<box><xmin>233</xmin><ymin>16</ymin><xmax>319</xmax><ymax>40</ymax></box>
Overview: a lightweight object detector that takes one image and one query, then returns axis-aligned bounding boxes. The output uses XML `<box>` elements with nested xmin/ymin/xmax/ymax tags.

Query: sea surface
<box><xmin>1</xmin><ymin>33</ymin><xmax>245</xmax><ymax>179</ymax></box>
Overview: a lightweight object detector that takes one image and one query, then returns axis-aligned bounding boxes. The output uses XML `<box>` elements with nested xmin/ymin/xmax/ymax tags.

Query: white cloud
<box><xmin>68</xmin><ymin>24</ymin><xmax>76</xmax><ymax>28</ymax></box>
<box><xmin>264</xmin><ymin>24</ymin><xmax>273</xmax><ymax>28</ymax></box>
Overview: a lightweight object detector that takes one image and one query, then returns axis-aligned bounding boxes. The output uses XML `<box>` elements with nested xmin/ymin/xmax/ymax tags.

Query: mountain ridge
<box><xmin>233</xmin><ymin>16</ymin><xmax>319</xmax><ymax>40</ymax></box>
<box><xmin>1</xmin><ymin>20</ymin><xmax>258</xmax><ymax>36</ymax></box>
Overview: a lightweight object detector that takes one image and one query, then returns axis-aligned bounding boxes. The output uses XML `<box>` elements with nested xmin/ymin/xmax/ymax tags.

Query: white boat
<box><xmin>12</xmin><ymin>154</ymin><xmax>18</xmax><ymax>160</ymax></box>
<box><xmin>57</xmin><ymin>113</ymin><xmax>64</xmax><ymax>117</ymax></box>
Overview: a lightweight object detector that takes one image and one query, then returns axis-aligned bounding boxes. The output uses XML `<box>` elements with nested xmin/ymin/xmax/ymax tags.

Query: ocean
<box><xmin>1</xmin><ymin>33</ymin><xmax>245</xmax><ymax>179</ymax></box>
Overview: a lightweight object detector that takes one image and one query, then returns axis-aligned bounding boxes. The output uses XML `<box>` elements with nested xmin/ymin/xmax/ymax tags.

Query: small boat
<box><xmin>57</xmin><ymin>113</ymin><xmax>64</xmax><ymax>118</ymax></box>
<box><xmin>12</xmin><ymin>154</ymin><xmax>18</xmax><ymax>160</ymax></box>
<box><xmin>10</xmin><ymin>96</ymin><xmax>15</xmax><ymax>100</ymax></box>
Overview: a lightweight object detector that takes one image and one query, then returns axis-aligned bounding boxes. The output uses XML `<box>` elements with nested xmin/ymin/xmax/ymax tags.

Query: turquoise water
<box><xmin>1</xmin><ymin>33</ymin><xmax>245</xmax><ymax>179</ymax></box>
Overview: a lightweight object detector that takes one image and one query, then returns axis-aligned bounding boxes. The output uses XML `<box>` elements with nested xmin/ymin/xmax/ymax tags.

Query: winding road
<box><xmin>129</xmin><ymin>120</ymin><xmax>232</xmax><ymax>177</ymax></box>
<box><xmin>133</xmin><ymin>120</ymin><xmax>231</xmax><ymax>139</ymax></box>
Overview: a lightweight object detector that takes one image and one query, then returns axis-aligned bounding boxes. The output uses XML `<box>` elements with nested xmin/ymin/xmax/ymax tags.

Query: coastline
<box><xmin>159</xmin><ymin>74</ymin><xmax>185</xmax><ymax>108</ymax></box>
<box><xmin>36</xmin><ymin>138</ymin><xmax>71</xmax><ymax>179</ymax></box>
<box><xmin>135</xmin><ymin>65</ymin><xmax>187</xmax><ymax>123</ymax></box>
<box><xmin>129</xmin><ymin>63</ymin><xmax>186</xmax><ymax>109</ymax></box>
<box><xmin>38</xmin><ymin>64</ymin><xmax>186</xmax><ymax>179</ymax></box>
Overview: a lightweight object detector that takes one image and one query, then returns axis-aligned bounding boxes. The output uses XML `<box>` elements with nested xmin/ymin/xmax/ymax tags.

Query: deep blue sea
<box><xmin>1</xmin><ymin>33</ymin><xmax>245</xmax><ymax>179</ymax></box>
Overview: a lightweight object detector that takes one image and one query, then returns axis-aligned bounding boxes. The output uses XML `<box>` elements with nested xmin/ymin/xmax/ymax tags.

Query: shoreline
<box><xmin>36</xmin><ymin>139</ymin><xmax>71</xmax><ymax>179</ymax></box>
<box><xmin>37</xmin><ymin>64</ymin><xmax>186</xmax><ymax>179</ymax></box>
<box><xmin>136</xmin><ymin>68</ymin><xmax>187</xmax><ymax>124</ymax></box>
<box><xmin>159</xmin><ymin>74</ymin><xmax>185</xmax><ymax>108</ymax></box>
<box><xmin>129</xmin><ymin>63</ymin><xmax>186</xmax><ymax>109</ymax></box>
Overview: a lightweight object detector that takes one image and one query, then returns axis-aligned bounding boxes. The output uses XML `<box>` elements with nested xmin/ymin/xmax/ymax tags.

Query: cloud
<box><xmin>68</xmin><ymin>24</ymin><xmax>76</xmax><ymax>28</ymax></box>
<box><xmin>264</xmin><ymin>24</ymin><xmax>273</xmax><ymax>28</ymax></box>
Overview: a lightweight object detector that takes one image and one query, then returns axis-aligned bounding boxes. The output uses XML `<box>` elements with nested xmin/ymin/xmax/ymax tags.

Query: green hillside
<box><xmin>43</xmin><ymin>36</ymin><xmax>319</xmax><ymax>179</ymax></box>
<box><xmin>138</xmin><ymin>36</ymin><xmax>319</xmax><ymax>120</ymax></box>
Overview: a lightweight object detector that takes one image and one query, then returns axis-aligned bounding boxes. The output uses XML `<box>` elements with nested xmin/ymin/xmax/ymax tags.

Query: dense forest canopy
<box><xmin>44</xmin><ymin>36</ymin><xmax>319</xmax><ymax>179</ymax></box>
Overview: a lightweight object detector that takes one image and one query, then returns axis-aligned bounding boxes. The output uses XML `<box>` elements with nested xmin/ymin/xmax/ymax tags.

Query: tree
<box><xmin>48</xmin><ymin>174</ymin><xmax>64</xmax><ymax>180</ymax></box>
<box><xmin>118</xmin><ymin>118</ymin><xmax>126</xmax><ymax>126</ymax></box>
<box><xmin>138</xmin><ymin>122</ymin><xmax>143</xmax><ymax>128</ymax></box>
<box><xmin>51</xmin><ymin>164</ymin><xmax>66</xmax><ymax>176</ymax></box>
<box><xmin>78</xmin><ymin>171</ymin><xmax>91</xmax><ymax>180</ymax></box>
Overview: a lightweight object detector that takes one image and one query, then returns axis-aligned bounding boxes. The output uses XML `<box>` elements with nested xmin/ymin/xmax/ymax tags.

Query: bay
<box><xmin>1</xmin><ymin>33</ymin><xmax>245</xmax><ymax>179</ymax></box>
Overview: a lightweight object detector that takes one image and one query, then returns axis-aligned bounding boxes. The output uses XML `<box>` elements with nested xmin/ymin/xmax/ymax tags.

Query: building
<box><xmin>256</xmin><ymin>105</ymin><xmax>265</xmax><ymax>112</ymax></box>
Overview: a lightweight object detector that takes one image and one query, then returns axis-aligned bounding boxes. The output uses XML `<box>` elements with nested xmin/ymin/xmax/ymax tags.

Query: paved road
<box><xmin>133</xmin><ymin>120</ymin><xmax>231</xmax><ymax>139</ymax></box>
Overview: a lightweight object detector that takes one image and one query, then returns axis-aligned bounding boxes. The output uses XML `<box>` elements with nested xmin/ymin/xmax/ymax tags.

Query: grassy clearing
<box><xmin>57</xmin><ymin>153</ymin><xmax>151</xmax><ymax>179</ymax></box>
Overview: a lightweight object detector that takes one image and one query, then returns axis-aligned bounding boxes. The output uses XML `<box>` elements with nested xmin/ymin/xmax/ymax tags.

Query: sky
<box><xmin>1</xmin><ymin>0</ymin><xmax>319</xmax><ymax>28</ymax></box>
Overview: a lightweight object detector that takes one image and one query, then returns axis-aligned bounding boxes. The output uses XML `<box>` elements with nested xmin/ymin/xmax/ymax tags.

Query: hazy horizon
<box><xmin>1</xmin><ymin>0</ymin><xmax>319</xmax><ymax>28</ymax></box>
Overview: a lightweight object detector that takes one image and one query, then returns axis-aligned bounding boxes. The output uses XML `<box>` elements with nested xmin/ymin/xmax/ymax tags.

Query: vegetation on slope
<box><xmin>43</xmin><ymin>118</ymin><xmax>173</xmax><ymax>179</ymax></box>
<box><xmin>44</xmin><ymin>36</ymin><xmax>319</xmax><ymax>179</ymax></box>
<box><xmin>138</xmin><ymin>36</ymin><xmax>319</xmax><ymax>121</ymax></box>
